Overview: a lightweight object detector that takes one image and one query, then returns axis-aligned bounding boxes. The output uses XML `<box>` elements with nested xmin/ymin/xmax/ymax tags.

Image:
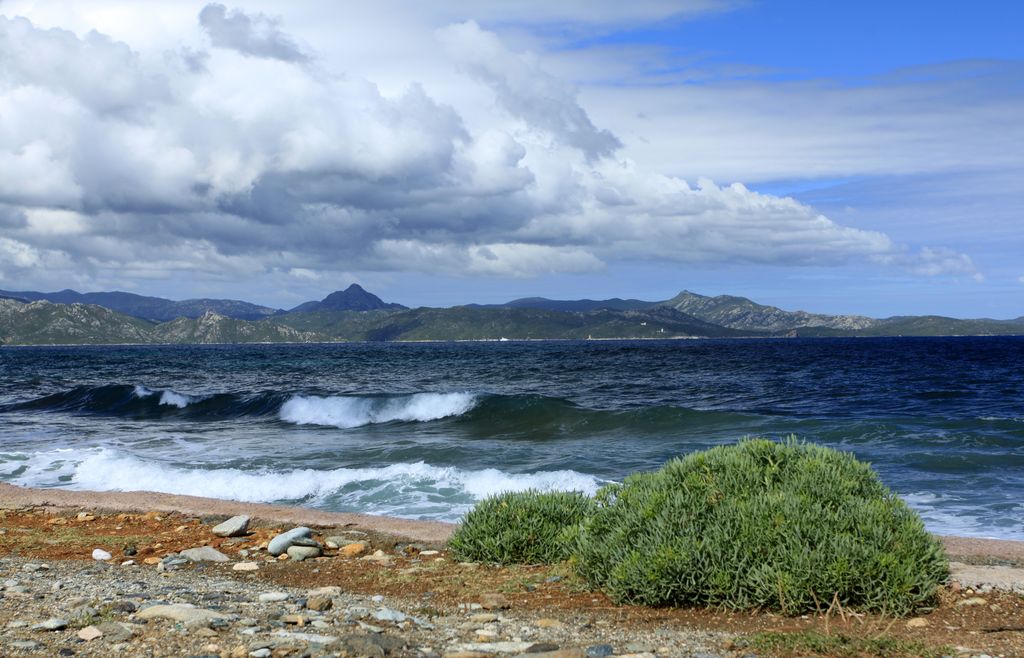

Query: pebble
<box><xmin>363</xmin><ymin>549</ymin><xmax>392</xmax><ymax>562</ymax></box>
<box><xmin>479</xmin><ymin>593</ymin><xmax>511</xmax><ymax>610</ymax></box>
<box><xmin>233</xmin><ymin>562</ymin><xmax>259</xmax><ymax>571</ymax></box>
<box><xmin>525</xmin><ymin>650</ymin><xmax>585</xmax><ymax>658</ymax></box>
<box><xmin>211</xmin><ymin>514</ymin><xmax>250</xmax><ymax>537</ymax></box>
<box><xmin>374</xmin><ymin>607</ymin><xmax>408</xmax><ymax>623</ymax></box>
<box><xmin>585</xmin><ymin>645</ymin><xmax>614</xmax><ymax>658</ymax></box>
<box><xmin>136</xmin><ymin>604</ymin><xmax>228</xmax><ymax>624</ymax></box>
<box><xmin>451</xmin><ymin>641</ymin><xmax>533</xmax><ymax>654</ymax></box>
<box><xmin>267</xmin><ymin>527</ymin><xmax>313</xmax><ymax>556</ymax></box>
<box><xmin>258</xmin><ymin>592</ymin><xmax>289</xmax><ymax>603</ymax></box>
<box><xmin>91</xmin><ymin>548</ymin><xmax>112</xmax><ymax>561</ymax></box>
<box><xmin>180</xmin><ymin>546</ymin><xmax>230</xmax><ymax>562</ymax></box>
<box><xmin>286</xmin><ymin>545</ymin><xmax>322</xmax><ymax>561</ymax></box>
<box><xmin>536</xmin><ymin>618</ymin><xmax>565</xmax><ymax>629</ymax></box>
<box><xmin>249</xmin><ymin>649</ymin><xmax>272</xmax><ymax>658</ymax></box>
<box><xmin>272</xmin><ymin>630</ymin><xmax>340</xmax><ymax>645</ymax></box>
<box><xmin>32</xmin><ymin>618</ymin><xmax>69</xmax><ymax>631</ymax></box>
<box><xmin>906</xmin><ymin>616</ymin><xmax>930</xmax><ymax>628</ymax></box>
<box><xmin>305</xmin><ymin>595</ymin><xmax>333</xmax><ymax>611</ymax></box>
<box><xmin>340</xmin><ymin>542</ymin><xmax>369</xmax><ymax>558</ymax></box>
<box><xmin>77</xmin><ymin>625</ymin><xmax>103</xmax><ymax>641</ymax></box>
<box><xmin>956</xmin><ymin>597</ymin><xmax>988</xmax><ymax>607</ymax></box>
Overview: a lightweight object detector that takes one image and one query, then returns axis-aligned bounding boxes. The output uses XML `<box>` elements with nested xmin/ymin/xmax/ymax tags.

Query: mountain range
<box><xmin>1</xmin><ymin>285</ymin><xmax>1022</xmax><ymax>345</ymax></box>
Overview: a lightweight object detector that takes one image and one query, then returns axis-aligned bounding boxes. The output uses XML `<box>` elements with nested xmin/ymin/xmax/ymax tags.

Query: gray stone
<box><xmin>273</xmin><ymin>630</ymin><xmax>339</xmax><ymax>645</ymax></box>
<box><xmin>257</xmin><ymin>591</ymin><xmax>288</xmax><ymax>603</ymax></box>
<box><xmin>9</xmin><ymin>640</ymin><xmax>42</xmax><ymax>650</ymax></box>
<box><xmin>452</xmin><ymin>642</ymin><xmax>533</xmax><ymax>654</ymax></box>
<box><xmin>94</xmin><ymin>621</ymin><xmax>133</xmax><ymax>642</ymax></box>
<box><xmin>136</xmin><ymin>604</ymin><xmax>228</xmax><ymax>625</ymax></box>
<box><xmin>211</xmin><ymin>514</ymin><xmax>250</xmax><ymax>537</ymax></box>
<box><xmin>180</xmin><ymin>546</ymin><xmax>230</xmax><ymax>563</ymax></box>
<box><xmin>373</xmin><ymin>607</ymin><xmax>408</xmax><ymax>623</ymax></box>
<box><xmin>585</xmin><ymin>645</ymin><xmax>614</xmax><ymax>658</ymax></box>
<box><xmin>249</xmin><ymin>649</ymin><xmax>272</xmax><ymax>658</ymax></box>
<box><xmin>32</xmin><ymin>618</ymin><xmax>69</xmax><ymax>631</ymax></box>
<box><xmin>287</xmin><ymin>545</ymin><xmax>322</xmax><ymax>561</ymax></box>
<box><xmin>268</xmin><ymin>527</ymin><xmax>312</xmax><ymax>556</ymax></box>
<box><xmin>342</xmin><ymin>633</ymin><xmax>406</xmax><ymax>657</ymax></box>
<box><xmin>91</xmin><ymin>548</ymin><xmax>112</xmax><ymax>561</ymax></box>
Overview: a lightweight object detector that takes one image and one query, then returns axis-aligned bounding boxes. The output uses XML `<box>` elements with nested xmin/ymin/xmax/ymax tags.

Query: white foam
<box><xmin>280</xmin><ymin>393</ymin><xmax>477</xmax><ymax>428</ymax></box>
<box><xmin>1</xmin><ymin>447</ymin><xmax>604</xmax><ymax>522</ymax></box>
<box><xmin>158</xmin><ymin>391</ymin><xmax>193</xmax><ymax>408</ymax></box>
<box><xmin>132</xmin><ymin>385</ymin><xmax>196</xmax><ymax>408</ymax></box>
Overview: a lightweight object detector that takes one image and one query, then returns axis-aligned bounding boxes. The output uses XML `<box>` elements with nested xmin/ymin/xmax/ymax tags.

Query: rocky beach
<box><xmin>1</xmin><ymin>484</ymin><xmax>1023</xmax><ymax>658</ymax></box>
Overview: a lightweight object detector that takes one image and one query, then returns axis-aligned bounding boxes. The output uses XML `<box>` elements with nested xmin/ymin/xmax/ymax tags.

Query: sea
<box><xmin>1</xmin><ymin>338</ymin><xmax>1022</xmax><ymax>540</ymax></box>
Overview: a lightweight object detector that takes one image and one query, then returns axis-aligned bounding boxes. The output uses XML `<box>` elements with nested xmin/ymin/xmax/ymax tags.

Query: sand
<box><xmin>0</xmin><ymin>482</ymin><xmax>453</xmax><ymax>544</ymax></box>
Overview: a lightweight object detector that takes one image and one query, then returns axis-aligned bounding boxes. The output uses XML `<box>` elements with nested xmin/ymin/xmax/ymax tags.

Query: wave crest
<box><xmin>280</xmin><ymin>392</ymin><xmax>477</xmax><ymax>428</ymax></box>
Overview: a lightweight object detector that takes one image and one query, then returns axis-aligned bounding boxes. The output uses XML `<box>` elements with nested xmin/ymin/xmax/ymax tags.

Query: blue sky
<box><xmin>1</xmin><ymin>1</ymin><xmax>1021</xmax><ymax>317</ymax></box>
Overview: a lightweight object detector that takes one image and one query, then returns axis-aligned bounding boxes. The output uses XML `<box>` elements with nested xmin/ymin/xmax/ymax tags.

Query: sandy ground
<box><xmin>0</xmin><ymin>483</ymin><xmax>453</xmax><ymax>544</ymax></box>
<box><xmin>2</xmin><ymin>482</ymin><xmax>1024</xmax><ymax>563</ymax></box>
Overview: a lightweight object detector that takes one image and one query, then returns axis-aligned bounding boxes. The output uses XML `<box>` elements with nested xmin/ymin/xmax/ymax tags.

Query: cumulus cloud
<box><xmin>0</xmin><ymin>10</ymin><xmax>976</xmax><ymax>293</ymax></box>
<box><xmin>199</xmin><ymin>3</ymin><xmax>309</xmax><ymax>63</ymax></box>
<box><xmin>439</xmin><ymin>21</ymin><xmax>621</xmax><ymax>161</ymax></box>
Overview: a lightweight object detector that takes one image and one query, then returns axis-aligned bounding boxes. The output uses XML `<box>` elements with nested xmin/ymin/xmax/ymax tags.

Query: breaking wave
<box><xmin>279</xmin><ymin>393</ymin><xmax>478</xmax><ymax>428</ymax></box>
<box><xmin>0</xmin><ymin>447</ymin><xmax>604</xmax><ymax>522</ymax></box>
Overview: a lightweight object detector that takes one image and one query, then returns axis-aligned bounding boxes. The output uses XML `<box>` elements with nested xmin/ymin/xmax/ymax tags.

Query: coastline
<box><xmin>3</xmin><ymin>482</ymin><xmax>1024</xmax><ymax>657</ymax></box>
<box><xmin>0</xmin><ymin>482</ymin><xmax>452</xmax><ymax>546</ymax></box>
<box><xmin>3</xmin><ymin>482</ymin><xmax>1023</xmax><ymax>563</ymax></box>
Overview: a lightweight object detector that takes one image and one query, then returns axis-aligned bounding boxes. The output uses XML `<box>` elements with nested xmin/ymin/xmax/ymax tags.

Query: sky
<box><xmin>0</xmin><ymin>0</ymin><xmax>1021</xmax><ymax>317</ymax></box>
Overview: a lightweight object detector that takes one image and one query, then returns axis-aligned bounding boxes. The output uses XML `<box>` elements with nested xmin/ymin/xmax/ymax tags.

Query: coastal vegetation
<box><xmin>451</xmin><ymin>439</ymin><xmax>949</xmax><ymax>616</ymax></box>
<box><xmin>448</xmin><ymin>490</ymin><xmax>595</xmax><ymax>565</ymax></box>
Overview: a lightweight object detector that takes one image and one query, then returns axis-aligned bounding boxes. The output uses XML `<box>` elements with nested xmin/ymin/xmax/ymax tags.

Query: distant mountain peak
<box><xmin>288</xmin><ymin>284</ymin><xmax>406</xmax><ymax>314</ymax></box>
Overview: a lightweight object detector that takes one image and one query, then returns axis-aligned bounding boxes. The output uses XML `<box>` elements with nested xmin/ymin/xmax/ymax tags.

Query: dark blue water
<box><xmin>1</xmin><ymin>338</ymin><xmax>1021</xmax><ymax>539</ymax></box>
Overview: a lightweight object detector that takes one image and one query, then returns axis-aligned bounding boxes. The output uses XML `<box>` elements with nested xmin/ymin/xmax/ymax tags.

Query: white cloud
<box><xmin>0</xmin><ymin>4</ymin><xmax>983</xmax><ymax>295</ymax></box>
<box><xmin>438</xmin><ymin>21</ymin><xmax>621</xmax><ymax>161</ymax></box>
<box><xmin>198</xmin><ymin>3</ymin><xmax>309</xmax><ymax>62</ymax></box>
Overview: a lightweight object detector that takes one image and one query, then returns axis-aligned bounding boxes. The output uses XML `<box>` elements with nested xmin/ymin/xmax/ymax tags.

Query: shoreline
<box><xmin>3</xmin><ymin>482</ymin><xmax>1023</xmax><ymax>563</ymax></box>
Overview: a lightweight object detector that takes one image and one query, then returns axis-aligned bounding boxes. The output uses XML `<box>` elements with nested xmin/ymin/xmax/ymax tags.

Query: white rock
<box><xmin>233</xmin><ymin>562</ymin><xmax>259</xmax><ymax>571</ymax></box>
<box><xmin>258</xmin><ymin>592</ymin><xmax>289</xmax><ymax>603</ymax></box>
<box><xmin>136</xmin><ymin>604</ymin><xmax>228</xmax><ymax>624</ymax></box>
<box><xmin>78</xmin><ymin>626</ymin><xmax>103</xmax><ymax>641</ymax></box>
<box><xmin>211</xmin><ymin>514</ymin><xmax>250</xmax><ymax>537</ymax></box>
<box><xmin>273</xmin><ymin>630</ymin><xmax>339</xmax><ymax>645</ymax></box>
<box><xmin>32</xmin><ymin>618</ymin><xmax>69</xmax><ymax>631</ymax></box>
<box><xmin>450</xmin><ymin>641</ymin><xmax>533</xmax><ymax>653</ymax></box>
<box><xmin>91</xmin><ymin>548</ymin><xmax>112</xmax><ymax>561</ymax></box>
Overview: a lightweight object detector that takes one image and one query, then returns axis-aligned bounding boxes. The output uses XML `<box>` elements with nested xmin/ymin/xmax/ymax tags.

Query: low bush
<box><xmin>448</xmin><ymin>489</ymin><xmax>594</xmax><ymax>564</ymax></box>
<box><xmin>572</xmin><ymin>438</ymin><xmax>948</xmax><ymax>615</ymax></box>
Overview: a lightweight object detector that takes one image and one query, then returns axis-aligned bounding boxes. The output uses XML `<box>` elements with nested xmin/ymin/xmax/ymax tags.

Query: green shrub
<box><xmin>449</xmin><ymin>489</ymin><xmax>595</xmax><ymax>564</ymax></box>
<box><xmin>572</xmin><ymin>438</ymin><xmax>948</xmax><ymax>615</ymax></box>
